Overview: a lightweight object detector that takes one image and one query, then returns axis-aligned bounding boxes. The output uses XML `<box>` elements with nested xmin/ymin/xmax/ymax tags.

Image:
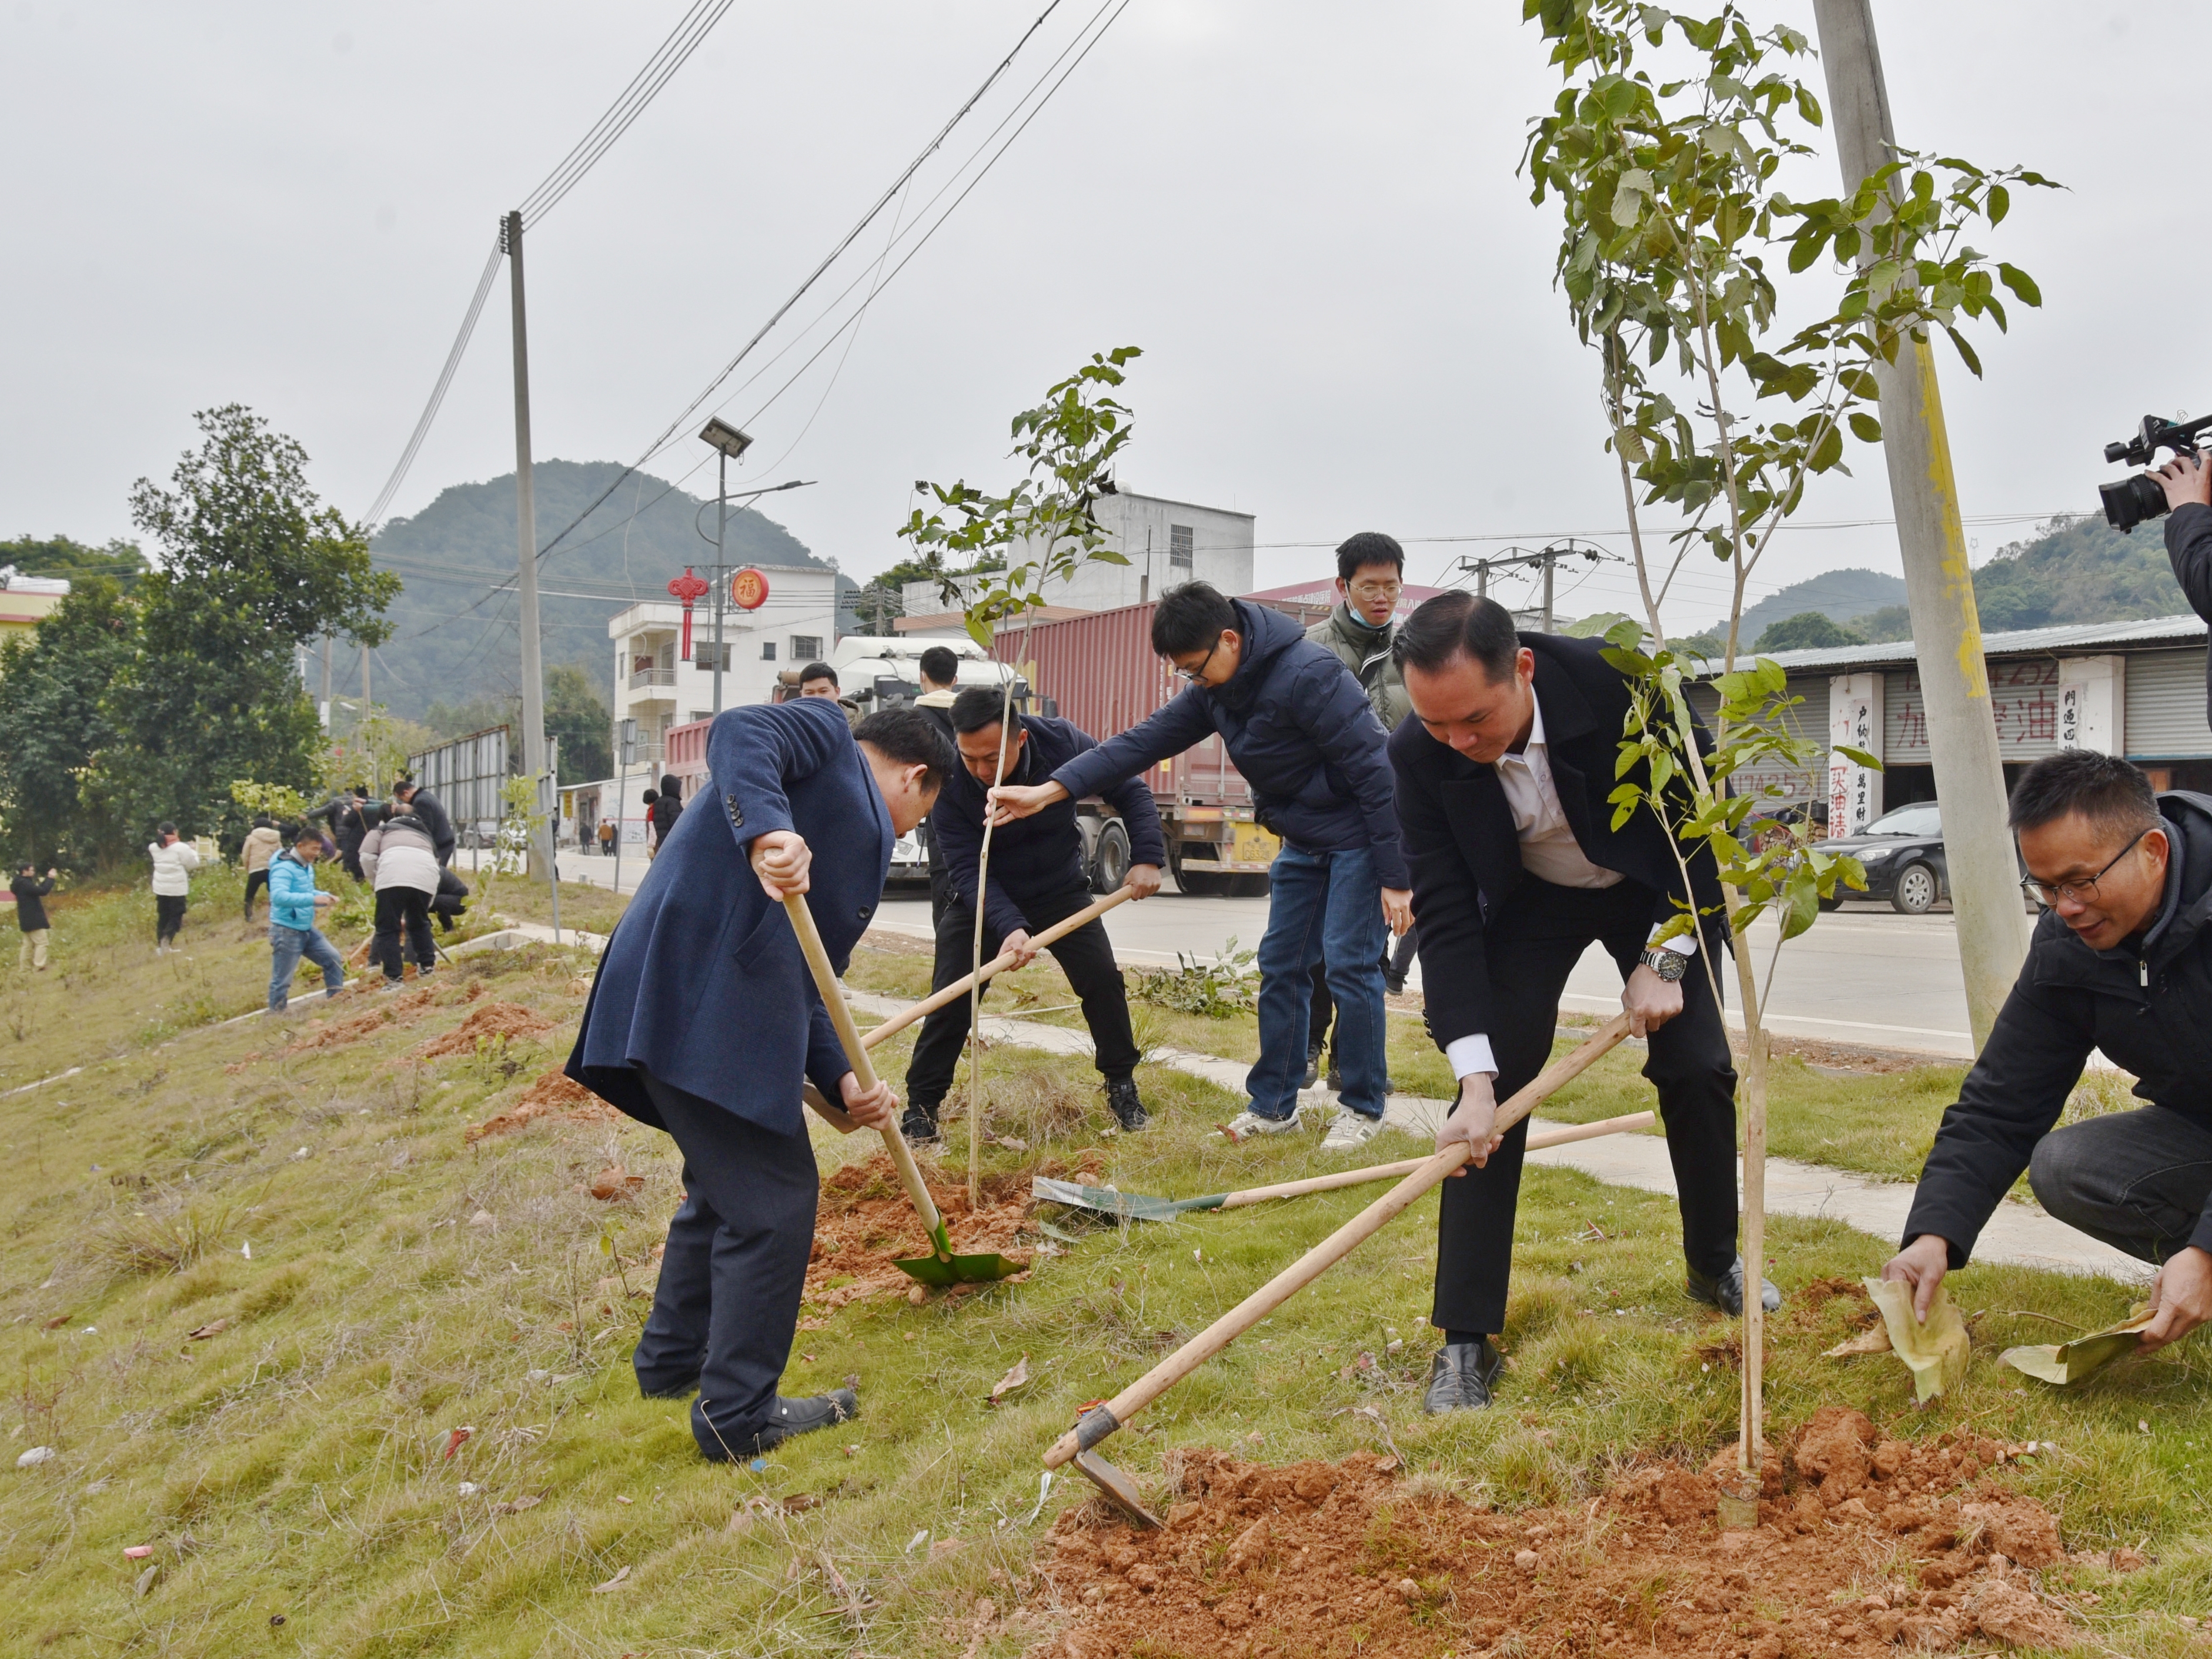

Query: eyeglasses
<box><xmin>2019</xmin><ymin>825</ymin><xmax>2154</xmax><ymax>909</ymax></box>
<box><xmin>1347</xmin><ymin>579</ymin><xmax>1402</xmax><ymax>600</ymax></box>
<box><xmin>1175</xmin><ymin>635</ymin><xmax>1224</xmax><ymax>684</ymax></box>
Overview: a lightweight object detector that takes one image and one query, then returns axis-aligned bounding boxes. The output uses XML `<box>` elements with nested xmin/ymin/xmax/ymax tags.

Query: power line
<box><xmin>532</xmin><ymin>0</ymin><xmax>1091</xmax><ymax>564</ymax></box>
<box><xmin>360</xmin><ymin>0</ymin><xmax>737</xmax><ymax>530</ymax></box>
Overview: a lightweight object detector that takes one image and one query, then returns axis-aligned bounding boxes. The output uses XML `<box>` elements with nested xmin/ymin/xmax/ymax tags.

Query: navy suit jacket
<box><xmin>566</xmin><ymin>697</ymin><xmax>891</xmax><ymax>1136</ymax></box>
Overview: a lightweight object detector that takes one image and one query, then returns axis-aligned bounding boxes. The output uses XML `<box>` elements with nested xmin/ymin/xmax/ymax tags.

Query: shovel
<box><xmin>1031</xmin><ymin>1109</ymin><xmax>1657</xmax><ymax>1221</ymax></box>
<box><xmin>1041</xmin><ymin>1013</ymin><xmax>1632</xmax><ymax>1523</ymax></box>
<box><xmin>783</xmin><ymin>893</ymin><xmax>1023</xmax><ymax>1287</ymax></box>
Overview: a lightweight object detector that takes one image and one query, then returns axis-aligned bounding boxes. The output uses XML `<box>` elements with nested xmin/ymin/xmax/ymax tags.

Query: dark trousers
<box><xmin>155</xmin><ymin>893</ymin><xmax>187</xmax><ymax>945</ymax></box>
<box><xmin>927</xmin><ymin>861</ymin><xmax>953</xmax><ymax>930</ymax></box>
<box><xmin>243</xmin><ymin>868</ymin><xmax>270</xmax><ymax>920</ymax></box>
<box><xmin>1309</xmin><ymin>925</ymin><xmax>1421</xmax><ymax>1052</ymax></box>
<box><xmin>905</xmin><ymin>879</ymin><xmax>1139</xmax><ymax>1109</ymax></box>
<box><xmin>633</xmin><ymin>1072</ymin><xmax>818</xmax><ymax>1458</ymax></box>
<box><xmin>1432</xmin><ymin>877</ymin><xmax>1739</xmax><ymax>1336</ymax></box>
<box><xmin>2029</xmin><ymin>1105</ymin><xmax>2212</xmax><ymax>1265</ymax></box>
<box><xmin>370</xmin><ymin>887</ymin><xmax>435</xmax><ymax>979</ymax></box>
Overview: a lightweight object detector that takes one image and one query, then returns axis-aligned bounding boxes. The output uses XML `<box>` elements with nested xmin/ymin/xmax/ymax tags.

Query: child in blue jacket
<box><xmin>266</xmin><ymin>828</ymin><xmax>346</xmax><ymax>1012</ymax></box>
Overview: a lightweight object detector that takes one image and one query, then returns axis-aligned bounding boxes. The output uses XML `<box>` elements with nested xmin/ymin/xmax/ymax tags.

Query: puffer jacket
<box><xmin>266</xmin><ymin>851</ymin><xmax>322</xmax><ymax>929</ymax></box>
<box><xmin>1051</xmin><ymin>598</ymin><xmax>1408</xmax><ymax>887</ymax></box>
<box><xmin>1904</xmin><ymin>790</ymin><xmax>2212</xmax><ymax>1266</ymax></box>
<box><xmin>240</xmin><ymin>825</ymin><xmax>282</xmax><ymax>874</ymax></box>
<box><xmin>1307</xmin><ymin>604</ymin><xmax>1411</xmax><ymax>730</ymax></box>
<box><xmin>148</xmin><ymin>838</ymin><xmax>201</xmax><ymax>896</ymax></box>
<box><xmin>360</xmin><ymin>813</ymin><xmax>441</xmax><ymax>894</ymax></box>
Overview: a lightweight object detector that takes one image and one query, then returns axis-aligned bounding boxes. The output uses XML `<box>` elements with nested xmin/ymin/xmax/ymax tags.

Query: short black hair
<box><xmin>1393</xmin><ymin>590</ymin><xmax>1521</xmax><ymax>682</ymax></box>
<box><xmin>800</xmin><ymin>661</ymin><xmax>838</xmax><ymax>688</ymax></box>
<box><xmin>642</xmin><ymin>788</ymin><xmax>659</xmax><ymax>805</ymax></box>
<box><xmin>1336</xmin><ymin>531</ymin><xmax>1405</xmax><ymax>583</ymax></box>
<box><xmin>917</xmin><ymin>645</ymin><xmax>960</xmax><ymax>687</ymax></box>
<box><xmin>950</xmin><ymin>685</ymin><xmax>1018</xmax><ymax>735</ymax></box>
<box><xmin>1151</xmin><ymin>582</ymin><xmax>1237</xmax><ymax>657</ymax></box>
<box><xmin>158</xmin><ymin>821</ymin><xmax>178</xmax><ymax>838</ymax></box>
<box><xmin>2008</xmin><ymin>750</ymin><xmax>2161</xmax><ymax>839</ymax></box>
<box><xmin>854</xmin><ymin>706</ymin><xmax>954</xmax><ymax>792</ymax></box>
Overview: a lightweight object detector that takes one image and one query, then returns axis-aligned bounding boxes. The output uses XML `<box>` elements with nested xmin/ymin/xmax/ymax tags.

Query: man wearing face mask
<box><xmin>1883</xmin><ymin>750</ymin><xmax>2212</xmax><ymax>1357</ymax></box>
<box><xmin>1391</xmin><ymin>590</ymin><xmax>1765</xmax><ymax>1415</ymax></box>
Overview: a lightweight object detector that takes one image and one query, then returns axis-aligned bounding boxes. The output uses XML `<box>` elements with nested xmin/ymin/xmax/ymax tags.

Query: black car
<box><xmin>1814</xmin><ymin>801</ymin><xmax>1950</xmax><ymax>914</ymax></box>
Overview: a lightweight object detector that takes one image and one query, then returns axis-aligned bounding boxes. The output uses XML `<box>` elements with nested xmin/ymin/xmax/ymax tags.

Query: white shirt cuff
<box><xmin>1650</xmin><ymin>927</ymin><xmax>1698</xmax><ymax>956</ymax></box>
<box><xmin>1445</xmin><ymin>1034</ymin><xmax>1497</xmax><ymax>1080</ymax></box>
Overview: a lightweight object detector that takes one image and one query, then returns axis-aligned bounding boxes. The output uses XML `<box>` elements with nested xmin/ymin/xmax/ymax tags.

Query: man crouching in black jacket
<box><xmin>1885</xmin><ymin>751</ymin><xmax>2212</xmax><ymax>1354</ymax></box>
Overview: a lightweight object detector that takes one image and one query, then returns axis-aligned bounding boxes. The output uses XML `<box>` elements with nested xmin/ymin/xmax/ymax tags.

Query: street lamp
<box><xmin>699</xmin><ymin>420</ymin><xmax>754</xmax><ymax>714</ymax></box>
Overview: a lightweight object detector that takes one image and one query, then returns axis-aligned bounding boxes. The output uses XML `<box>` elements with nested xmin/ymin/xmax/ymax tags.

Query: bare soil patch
<box><xmin>1034</xmin><ymin>1410</ymin><xmax>2096</xmax><ymax>1658</ymax></box>
<box><xmin>805</xmin><ymin>1149</ymin><xmax>1102</xmax><ymax>1308</ymax></box>
<box><xmin>411</xmin><ymin>999</ymin><xmax>556</xmax><ymax>1060</ymax></box>
<box><xmin>465</xmin><ymin>1067</ymin><xmax>622</xmax><ymax>1143</ymax></box>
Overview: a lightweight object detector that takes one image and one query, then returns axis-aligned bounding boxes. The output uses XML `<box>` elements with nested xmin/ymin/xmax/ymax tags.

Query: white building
<box><xmin>609</xmin><ymin>563</ymin><xmax>838</xmax><ymax>767</ymax></box>
<box><xmin>897</xmin><ymin>487</ymin><xmax>1254</xmax><ymax>630</ymax></box>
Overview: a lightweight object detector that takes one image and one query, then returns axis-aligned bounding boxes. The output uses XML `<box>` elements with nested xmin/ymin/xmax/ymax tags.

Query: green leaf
<box><xmin>1996</xmin><ymin>262</ymin><xmax>2041</xmax><ymax>307</ymax></box>
<box><xmin>1847</xmin><ymin>411</ymin><xmax>1882</xmax><ymax>444</ymax></box>
<box><xmin>1943</xmin><ymin>325</ymin><xmax>1984</xmax><ymax>378</ymax></box>
<box><xmin>1985</xmin><ymin>182</ymin><xmax>2009</xmax><ymax>225</ymax></box>
<box><xmin>1794</xmin><ymin>82</ymin><xmax>1822</xmax><ymax>128</ymax></box>
<box><xmin>1807</xmin><ymin>422</ymin><xmax>1843</xmax><ymax>472</ymax></box>
<box><xmin>1833</xmin><ymin>745</ymin><xmax>1883</xmax><ymax>770</ymax></box>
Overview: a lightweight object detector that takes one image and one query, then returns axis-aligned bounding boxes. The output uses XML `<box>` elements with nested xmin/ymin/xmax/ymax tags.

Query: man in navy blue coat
<box><xmin>903</xmin><ymin>685</ymin><xmax>1168</xmax><ymax>1142</ymax></box>
<box><xmin>990</xmin><ymin>582</ymin><xmax>1412</xmax><ymax>1153</ymax></box>
<box><xmin>566</xmin><ymin>698</ymin><xmax>951</xmax><ymax>1460</ymax></box>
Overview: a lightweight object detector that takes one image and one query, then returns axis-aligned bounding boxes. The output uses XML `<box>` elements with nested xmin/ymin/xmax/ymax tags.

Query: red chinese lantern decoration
<box><xmin>667</xmin><ymin>567</ymin><xmax>711</xmax><ymax>657</ymax></box>
<box><xmin>730</xmin><ymin>567</ymin><xmax>770</xmax><ymax>610</ymax></box>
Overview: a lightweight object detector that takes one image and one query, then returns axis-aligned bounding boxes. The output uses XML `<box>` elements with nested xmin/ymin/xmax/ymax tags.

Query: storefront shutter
<box><xmin>2123</xmin><ymin>649</ymin><xmax>2212</xmax><ymax>759</ymax></box>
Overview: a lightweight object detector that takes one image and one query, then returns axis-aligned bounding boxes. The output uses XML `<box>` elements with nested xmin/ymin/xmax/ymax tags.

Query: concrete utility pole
<box><xmin>713</xmin><ymin>447</ymin><xmax>729</xmax><ymax>715</ymax></box>
<box><xmin>503</xmin><ymin>209</ymin><xmax>560</xmax><ymax>944</ymax></box>
<box><xmin>1813</xmin><ymin>0</ymin><xmax>2026</xmax><ymax>1049</ymax></box>
<box><xmin>319</xmin><ymin>633</ymin><xmax>333</xmax><ymax>731</ymax></box>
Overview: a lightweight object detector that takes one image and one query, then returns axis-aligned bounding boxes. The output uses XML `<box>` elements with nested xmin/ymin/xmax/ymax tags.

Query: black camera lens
<box><xmin>2100</xmin><ymin>473</ymin><xmax>2170</xmax><ymax>533</ymax></box>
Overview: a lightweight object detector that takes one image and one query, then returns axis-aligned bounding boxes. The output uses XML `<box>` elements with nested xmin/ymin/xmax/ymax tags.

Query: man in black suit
<box><xmin>1391</xmin><ymin>591</ymin><xmax>1775</xmax><ymax>1414</ymax></box>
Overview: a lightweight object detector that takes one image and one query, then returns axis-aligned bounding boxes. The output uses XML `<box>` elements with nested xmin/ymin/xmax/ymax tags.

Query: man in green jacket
<box><xmin>1307</xmin><ymin>531</ymin><xmax>1417</xmax><ymax>1086</ymax></box>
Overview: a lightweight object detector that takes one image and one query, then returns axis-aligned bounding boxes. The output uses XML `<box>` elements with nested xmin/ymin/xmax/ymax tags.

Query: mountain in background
<box><xmin>1715</xmin><ymin>517</ymin><xmax>2191</xmax><ymax>651</ymax></box>
<box><xmin>366</xmin><ymin>460</ymin><xmax>860</xmax><ymax>721</ymax></box>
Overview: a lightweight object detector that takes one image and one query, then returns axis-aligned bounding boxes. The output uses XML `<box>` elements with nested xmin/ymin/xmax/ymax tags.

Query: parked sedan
<box><xmin>1815</xmin><ymin>802</ymin><xmax>1950</xmax><ymax>914</ymax></box>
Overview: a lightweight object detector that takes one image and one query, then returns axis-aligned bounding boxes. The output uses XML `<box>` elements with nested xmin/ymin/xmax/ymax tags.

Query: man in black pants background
<box><xmin>903</xmin><ymin>685</ymin><xmax>1165</xmax><ymax>1142</ymax></box>
<box><xmin>1391</xmin><ymin>591</ymin><xmax>1773</xmax><ymax>1414</ymax></box>
<box><xmin>911</xmin><ymin>645</ymin><xmax>963</xmax><ymax>926</ymax></box>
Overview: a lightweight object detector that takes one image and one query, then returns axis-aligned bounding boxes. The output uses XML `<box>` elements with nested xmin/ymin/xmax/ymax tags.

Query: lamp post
<box><xmin>699</xmin><ymin>419</ymin><xmax>753</xmax><ymax>715</ymax></box>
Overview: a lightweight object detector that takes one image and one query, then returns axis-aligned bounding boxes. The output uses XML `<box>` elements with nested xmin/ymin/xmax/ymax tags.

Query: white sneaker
<box><xmin>1322</xmin><ymin>1112</ymin><xmax>1385</xmax><ymax>1152</ymax></box>
<box><xmin>1221</xmin><ymin>1108</ymin><xmax>1303</xmax><ymax>1142</ymax></box>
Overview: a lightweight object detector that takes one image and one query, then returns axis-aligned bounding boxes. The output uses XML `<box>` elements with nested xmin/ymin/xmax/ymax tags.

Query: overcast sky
<box><xmin>3</xmin><ymin>1</ymin><xmax>2198</xmax><ymax>634</ymax></box>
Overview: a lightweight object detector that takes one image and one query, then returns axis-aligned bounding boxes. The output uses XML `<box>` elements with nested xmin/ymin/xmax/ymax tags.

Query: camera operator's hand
<box><xmin>2153</xmin><ymin>452</ymin><xmax>2212</xmax><ymax>514</ymax></box>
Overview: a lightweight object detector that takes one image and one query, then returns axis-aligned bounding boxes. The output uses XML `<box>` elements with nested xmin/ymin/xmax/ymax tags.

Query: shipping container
<box><xmin>993</xmin><ymin>600</ymin><xmax>1283</xmax><ymax>895</ymax></box>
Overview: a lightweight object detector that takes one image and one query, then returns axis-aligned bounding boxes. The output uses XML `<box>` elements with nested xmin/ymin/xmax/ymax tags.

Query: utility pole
<box><xmin>319</xmin><ymin>633</ymin><xmax>333</xmax><ymax>731</ymax></box>
<box><xmin>1455</xmin><ymin>541</ymin><xmax>1608</xmax><ymax>629</ymax></box>
<box><xmin>712</xmin><ymin>447</ymin><xmax>728</xmax><ymax>714</ymax></box>
<box><xmin>503</xmin><ymin>208</ymin><xmax>560</xmax><ymax>944</ymax></box>
<box><xmin>1812</xmin><ymin>0</ymin><xmax>2026</xmax><ymax>1049</ymax></box>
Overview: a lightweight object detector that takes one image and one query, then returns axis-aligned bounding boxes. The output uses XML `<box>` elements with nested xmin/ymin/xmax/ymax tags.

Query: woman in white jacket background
<box><xmin>359</xmin><ymin>805</ymin><xmax>440</xmax><ymax>987</ymax></box>
<box><xmin>148</xmin><ymin>821</ymin><xmax>200</xmax><ymax>954</ymax></box>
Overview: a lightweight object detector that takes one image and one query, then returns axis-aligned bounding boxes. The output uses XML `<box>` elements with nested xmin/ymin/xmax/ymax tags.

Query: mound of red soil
<box><xmin>465</xmin><ymin>1067</ymin><xmax>622</xmax><ymax>1143</ymax></box>
<box><xmin>806</xmin><ymin>1150</ymin><xmax>1101</xmax><ymax>1307</ymax></box>
<box><xmin>1034</xmin><ymin>1410</ymin><xmax>2078</xmax><ymax>1657</ymax></box>
<box><xmin>278</xmin><ymin>987</ymin><xmax>439</xmax><ymax>1053</ymax></box>
<box><xmin>412</xmin><ymin>1000</ymin><xmax>556</xmax><ymax>1059</ymax></box>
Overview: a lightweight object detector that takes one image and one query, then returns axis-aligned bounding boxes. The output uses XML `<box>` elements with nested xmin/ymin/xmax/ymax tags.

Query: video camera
<box><xmin>2100</xmin><ymin>413</ymin><xmax>2212</xmax><ymax>531</ymax></box>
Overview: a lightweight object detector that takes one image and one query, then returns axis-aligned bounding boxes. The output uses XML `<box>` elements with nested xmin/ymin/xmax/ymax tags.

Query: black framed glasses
<box><xmin>2019</xmin><ymin>825</ymin><xmax>2154</xmax><ymax>909</ymax></box>
<box><xmin>1174</xmin><ymin>634</ymin><xmax>1224</xmax><ymax>684</ymax></box>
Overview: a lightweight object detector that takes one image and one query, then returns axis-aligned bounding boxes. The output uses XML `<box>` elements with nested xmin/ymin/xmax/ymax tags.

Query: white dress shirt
<box><xmin>1445</xmin><ymin>695</ymin><xmax>1694</xmax><ymax>1082</ymax></box>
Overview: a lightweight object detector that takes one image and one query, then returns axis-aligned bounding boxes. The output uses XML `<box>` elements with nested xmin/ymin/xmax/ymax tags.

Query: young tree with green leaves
<box><xmin>1521</xmin><ymin>0</ymin><xmax>2050</xmax><ymax>1470</ymax></box>
<box><xmin>110</xmin><ymin>405</ymin><xmax>398</xmax><ymax>847</ymax></box>
<box><xmin>899</xmin><ymin>347</ymin><xmax>1140</xmax><ymax>1202</ymax></box>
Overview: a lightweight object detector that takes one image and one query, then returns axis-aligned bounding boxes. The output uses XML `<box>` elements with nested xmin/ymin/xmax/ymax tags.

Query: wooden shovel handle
<box><xmin>1042</xmin><ymin>1013</ymin><xmax>1632</xmax><ymax>1469</ymax></box>
<box><xmin>781</xmin><ymin>892</ymin><xmax>950</xmax><ymax>1257</ymax></box>
<box><xmin>860</xmin><ymin>885</ymin><xmax>1138</xmax><ymax>1051</ymax></box>
<box><xmin>1212</xmin><ymin>1109</ymin><xmax>1657</xmax><ymax>1210</ymax></box>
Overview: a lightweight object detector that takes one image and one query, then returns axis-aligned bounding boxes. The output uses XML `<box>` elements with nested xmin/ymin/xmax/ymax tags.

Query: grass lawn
<box><xmin>2</xmin><ymin>885</ymin><xmax>2205</xmax><ymax>1655</ymax></box>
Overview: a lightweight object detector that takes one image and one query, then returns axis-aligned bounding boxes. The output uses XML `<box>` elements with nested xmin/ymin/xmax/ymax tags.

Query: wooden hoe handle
<box><xmin>781</xmin><ymin>892</ymin><xmax>951</xmax><ymax>1261</ymax></box>
<box><xmin>1214</xmin><ymin>1108</ymin><xmax>1656</xmax><ymax>1210</ymax></box>
<box><xmin>859</xmin><ymin>885</ymin><xmax>1138</xmax><ymax>1051</ymax></box>
<box><xmin>1042</xmin><ymin>1013</ymin><xmax>1634</xmax><ymax>1469</ymax></box>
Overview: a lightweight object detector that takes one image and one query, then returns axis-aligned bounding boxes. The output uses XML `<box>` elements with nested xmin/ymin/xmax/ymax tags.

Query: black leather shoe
<box><xmin>751</xmin><ymin>1387</ymin><xmax>858</xmax><ymax>1452</ymax></box>
<box><xmin>901</xmin><ymin>1102</ymin><xmax>941</xmax><ymax>1146</ymax></box>
<box><xmin>1105</xmin><ymin>1077</ymin><xmax>1149</xmax><ymax>1132</ymax></box>
<box><xmin>1302</xmin><ymin>1043</ymin><xmax>1324</xmax><ymax>1089</ymax></box>
<box><xmin>1422</xmin><ymin>1337</ymin><xmax>1503</xmax><ymax>1414</ymax></box>
<box><xmin>1383</xmin><ymin>971</ymin><xmax>1406</xmax><ymax>996</ymax></box>
<box><xmin>1685</xmin><ymin>1255</ymin><xmax>1783</xmax><ymax>1316</ymax></box>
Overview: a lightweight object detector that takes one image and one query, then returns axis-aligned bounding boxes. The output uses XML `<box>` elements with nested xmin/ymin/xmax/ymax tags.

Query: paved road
<box><xmin>549</xmin><ymin>849</ymin><xmax>1982</xmax><ymax>1059</ymax></box>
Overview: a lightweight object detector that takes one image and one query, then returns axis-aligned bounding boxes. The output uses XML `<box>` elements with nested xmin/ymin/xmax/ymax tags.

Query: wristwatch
<box><xmin>1638</xmin><ymin>945</ymin><xmax>1689</xmax><ymax>982</ymax></box>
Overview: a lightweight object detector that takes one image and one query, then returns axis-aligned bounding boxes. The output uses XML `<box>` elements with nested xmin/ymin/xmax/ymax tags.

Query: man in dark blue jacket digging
<box><xmin>566</xmin><ymin>698</ymin><xmax>951</xmax><ymax>1460</ymax></box>
<box><xmin>988</xmin><ymin>582</ymin><xmax>1412</xmax><ymax>1152</ymax></box>
<box><xmin>903</xmin><ymin>685</ymin><xmax>1168</xmax><ymax>1142</ymax></box>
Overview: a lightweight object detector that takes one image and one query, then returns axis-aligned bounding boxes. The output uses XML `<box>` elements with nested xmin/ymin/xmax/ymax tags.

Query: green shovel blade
<box><xmin>893</xmin><ymin>1221</ymin><xmax>1024</xmax><ymax>1286</ymax></box>
<box><xmin>1031</xmin><ymin>1176</ymin><xmax>1227</xmax><ymax>1222</ymax></box>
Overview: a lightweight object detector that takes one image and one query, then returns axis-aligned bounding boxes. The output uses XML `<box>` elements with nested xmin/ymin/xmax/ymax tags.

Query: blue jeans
<box><xmin>1249</xmin><ymin>842</ymin><xmax>1388</xmax><ymax>1121</ymax></box>
<box><xmin>269</xmin><ymin>922</ymin><xmax>346</xmax><ymax>1011</ymax></box>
